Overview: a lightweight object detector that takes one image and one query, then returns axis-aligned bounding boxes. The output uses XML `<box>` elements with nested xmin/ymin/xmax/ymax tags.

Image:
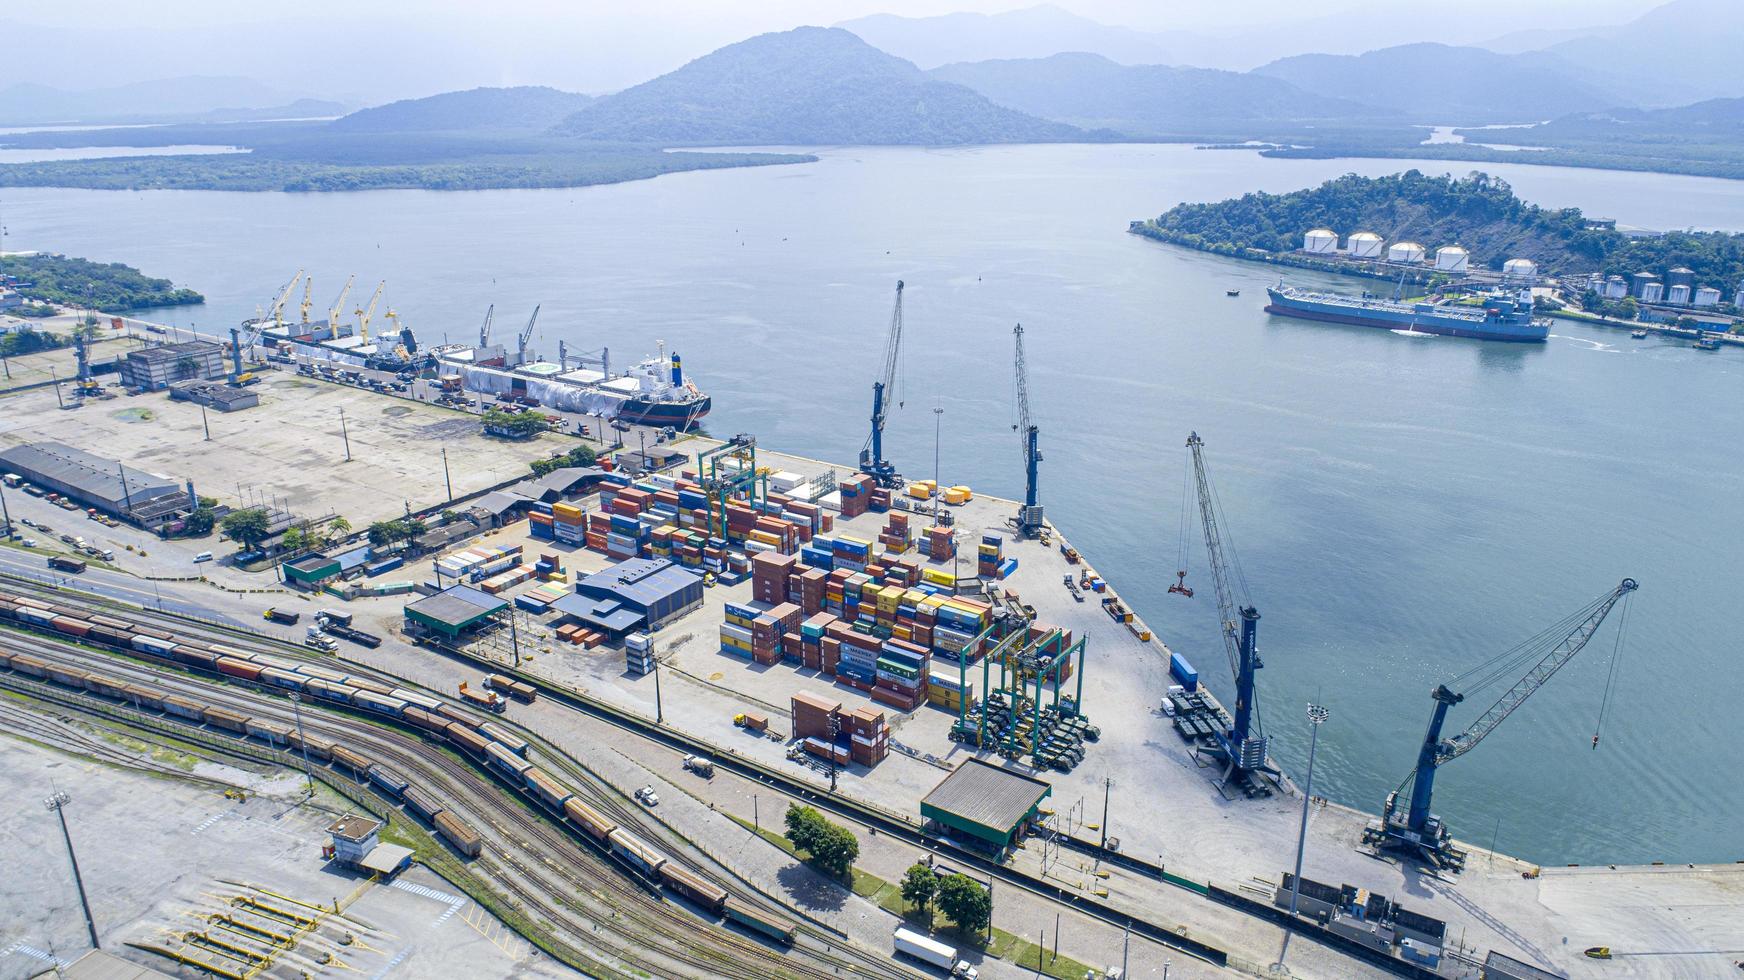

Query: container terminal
<box><xmin>0</xmin><ymin>284</ymin><xmax>1739</xmax><ymax>980</ymax></box>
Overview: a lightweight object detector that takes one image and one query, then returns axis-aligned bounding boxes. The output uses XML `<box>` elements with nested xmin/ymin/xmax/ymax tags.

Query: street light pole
<box><xmin>339</xmin><ymin>407</ymin><xmax>352</xmax><ymax>462</ymax></box>
<box><xmin>441</xmin><ymin>446</ymin><xmax>454</xmax><ymax>503</ymax></box>
<box><xmin>652</xmin><ymin>649</ymin><xmax>664</xmax><ymax>725</ymax></box>
<box><xmin>200</xmin><ymin>402</ymin><xmax>211</xmax><ymax>441</ymax></box>
<box><xmin>289</xmin><ymin>693</ymin><xmax>314</xmax><ymax>796</ymax></box>
<box><xmin>45</xmin><ymin>791</ymin><xmax>100</xmax><ymax>950</ymax></box>
<box><xmin>1100</xmin><ymin>776</ymin><xmax>1111</xmax><ymax>851</ymax></box>
<box><xmin>1289</xmin><ymin>702</ymin><xmax>1331</xmax><ymax>919</ymax></box>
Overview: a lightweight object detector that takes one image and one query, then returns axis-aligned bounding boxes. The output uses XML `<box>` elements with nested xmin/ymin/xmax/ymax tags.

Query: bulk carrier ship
<box><xmin>436</xmin><ymin>338</ymin><xmax>711</xmax><ymax>428</ymax></box>
<box><xmin>1265</xmin><ymin>281</ymin><xmax>1550</xmax><ymax>343</ymax></box>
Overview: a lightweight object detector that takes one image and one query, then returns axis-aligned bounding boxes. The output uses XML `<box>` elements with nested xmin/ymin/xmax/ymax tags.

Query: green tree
<box><xmin>783</xmin><ymin>805</ymin><xmax>860</xmax><ymax>878</ymax></box>
<box><xmin>220</xmin><ymin>507</ymin><xmax>272</xmax><ymax>550</ymax></box>
<box><xmin>1619</xmin><ymin>296</ymin><xmax>1639</xmax><ymax>320</ymax></box>
<box><xmin>280</xmin><ymin>526</ymin><xmax>308</xmax><ymax>554</ymax></box>
<box><xmin>367</xmin><ymin>520</ymin><xmax>402</xmax><ymax>547</ymax></box>
<box><xmin>784</xmin><ymin>804</ymin><xmax>826</xmax><ymax>853</ymax></box>
<box><xmin>936</xmin><ymin>874</ymin><xmax>992</xmax><ymax>936</ymax></box>
<box><xmin>326</xmin><ymin>516</ymin><xmax>352</xmax><ymax>544</ymax></box>
<box><xmin>481</xmin><ymin>408</ymin><xmax>547</xmax><ymax>440</ymax></box>
<box><xmin>183</xmin><ymin>506</ymin><xmax>217</xmax><ymax>536</ymax></box>
<box><xmin>901</xmin><ymin>863</ymin><xmax>939</xmax><ymax>925</ymax></box>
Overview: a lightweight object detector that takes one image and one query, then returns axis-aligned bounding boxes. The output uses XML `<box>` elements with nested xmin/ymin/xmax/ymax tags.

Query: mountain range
<box><xmin>331</xmin><ymin>87</ymin><xmax>594</xmax><ymax>134</ymax></box>
<box><xmin>0</xmin><ymin>77</ymin><xmax>343</xmax><ymax>127</ymax></box>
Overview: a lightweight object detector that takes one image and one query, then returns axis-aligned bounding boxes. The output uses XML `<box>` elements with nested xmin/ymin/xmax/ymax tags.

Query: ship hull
<box><xmin>618</xmin><ymin>395</ymin><xmax>711</xmax><ymax>426</ymax></box>
<box><xmin>1266</xmin><ymin>289</ymin><xmax>1548</xmax><ymax>343</ymax></box>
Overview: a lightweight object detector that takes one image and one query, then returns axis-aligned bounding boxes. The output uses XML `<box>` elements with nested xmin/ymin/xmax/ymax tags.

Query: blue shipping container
<box><xmin>1169</xmin><ymin>652</ymin><xmax>1198</xmax><ymax>691</ymax></box>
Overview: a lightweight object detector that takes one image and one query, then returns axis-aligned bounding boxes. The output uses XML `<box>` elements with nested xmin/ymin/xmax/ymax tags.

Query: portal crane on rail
<box><xmin>516</xmin><ymin>305</ymin><xmax>541</xmax><ymax>366</ymax></box>
<box><xmin>1012</xmin><ymin>323</ymin><xmax>1044</xmax><ymax>537</ymax></box>
<box><xmin>1185</xmin><ymin>432</ymin><xmax>1276</xmax><ymax>790</ymax></box>
<box><xmin>1366</xmin><ymin>577</ymin><xmax>1638</xmax><ymax>870</ymax></box>
<box><xmin>858</xmin><ymin>280</ymin><xmax>905</xmax><ymax>488</ymax></box>
<box><xmin>328</xmin><ymin>275</ymin><xmax>357</xmax><ymax>333</ymax></box>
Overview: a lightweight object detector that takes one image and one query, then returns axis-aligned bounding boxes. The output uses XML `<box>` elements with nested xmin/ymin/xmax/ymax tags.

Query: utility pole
<box><xmin>753</xmin><ymin>794</ymin><xmax>759</xmax><ymax>833</ymax></box>
<box><xmin>1289</xmin><ymin>703</ymin><xmax>1330</xmax><ymax>918</ymax></box>
<box><xmin>289</xmin><ymin>693</ymin><xmax>314</xmax><ymax>796</ymax></box>
<box><xmin>507</xmin><ymin>610</ymin><xmax>521</xmax><ymax>667</ymax></box>
<box><xmin>441</xmin><ymin>446</ymin><xmax>453</xmax><ymax>503</ymax></box>
<box><xmin>828</xmin><ymin>710</ymin><xmax>840</xmax><ymax>793</ymax></box>
<box><xmin>1121</xmin><ymin>919</ymin><xmax>1131</xmax><ymax>978</ymax></box>
<box><xmin>339</xmin><ymin>407</ymin><xmax>352</xmax><ymax>462</ymax></box>
<box><xmin>652</xmin><ymin>649</ymin><xmax>664</xmax><ymax>724</ymax></box>
<box><xmin>1100</xmin><ymin>776</ymin><xmax>1111</xmax><ymax>851</ymax></box>
<box><xmin>44</xmin><ymin>791</ymin><xmax>99</xmax><ymax>950</ymax></box>
<box><xmin>200</xmin><ymin>402</ymin><xmax>211</xmax><ymax>441</ymax></box>
<box><xmin>50</xmin><ymin>366</ymin><xmax>63</xmax><ymax>408</ymax></box>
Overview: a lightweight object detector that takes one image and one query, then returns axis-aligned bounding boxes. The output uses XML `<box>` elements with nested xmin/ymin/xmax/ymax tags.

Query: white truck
<box><xmin>682</xmin><ymin>754</ymin><xmax>714</xmax><ymax>778</ymax></box>
<box><xmin>894</xmin><ymin>927</ymin><xmax>977</xmax><ymax>978</ymax></box>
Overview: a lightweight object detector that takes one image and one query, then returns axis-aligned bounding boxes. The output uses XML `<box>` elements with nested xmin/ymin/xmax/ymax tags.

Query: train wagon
<box><xmin>607</xmin><ymin>827</ymin><xmax>667</xmax><ymax>877</ymax></box>
<box><xmin>368</xmin><ymin>765</ymin><xmax>410</xmax><ymax>797</ymax></box>
<box><xmin>8</xmin><ymin>653</ymin><xmax>48</xmax><ymax>678</ymax></box>
<box><xmin>159</xmin><ymin>695</ymin><xmax>206</xmax><ymax>722</ymax></box>
<box><xmin>401</xmin><ymin>706</ymin><xmax>449</xmax><ymax>735</ymax></box>
<box><xmin>173</xmin><ymin>645</ymin><xmax>220</xmax><ymax>671</ymax></box>
<box><xmin>525</xmin><ymin>767</ymin><xmax>574</xmax><ymax>810</ymax></box>
<box><xmin>722</xmin><ymin>898</ymin><xmax>798</xmax><ymax>945</ymax></box>
<box><xmin>87</xmin><ymin>614</ymin><xmax>135</xmax><ymax>632</ymax></box>
<box><xmin>659</xmin><ymin>863</ymin><xmax>729</xmax><ymax>913</ymax></box>
<box><xmin>130</xmin><ymin>624</ymin><xmax>176</xmax><ymax>641</ymax></box>
<box><xmin>433</xmin><ymin>810</ymin><xmax>482</xmax><ymax>858</ymax></box>
<box><xmin>216</xmin><ymin>657</ymin><xmax>264</xmax><ymax>682</ymax></box>
<box><xmin>130</xmin><ymin>635</ymin><xmax>178</xmax><ymax>658</ymax></box>
<box><xmin>350</xmin><ymin>690</ymin><xmax>409</xmax><ymax>716</ymax></box>
<box><xmin>203</xmin><ymin>707</ymin><xmax>250</xmax><ymax>733</ymax></box>
<box><xmin>257</xmin><ymin>667</ymin><xmax>306</xmax><ymax>692</ymax></box>
<box><xmin>346</xmin><ymin>676</ymin><xmax>397</xmax><ymax>696</ymax></box>
<box><xmin>9</xmin><ymin>595</ymin><xmax>54</xmax><ymax>610</ymax></box>
<box><xmin>435</xmin><ymin>702</ymin><xmax>489</xmax><ymax>728</ymax></box>
<box><xmin>0</xmin><ymin>599</ymin><xmax>18</xmax><ymax>620</ymax></box>
<box><xmin>476</xmin><ymin>721</ymin><xmax>528</xmax><ymax>755</ymax></box>
<box><xmin>485</xmin><ymin>741</ymin><xmax>533</xmax><ymax>780</ymax></box>
<box><xmin>82</xmin><ymin>671</ymin><xmax>129</xmax><ymax>699</ymax></box>
<box><xmin>44</xmin><ymin>663</ymin><xmax>89</xmax><ymax>688</ymax></box>
<box><xmin>294</xmin><ymin>663</ymin><xmax>351</xmax><ymax>684</ymax></box>
<box><xmin>288</xmin><ymin>730</ymin><xmax>334</xmax><ymax>762</ymax></box>
<box><xmin>562</xmin><ymin>797</ymin><xmax>617</xmax><ymax>842</ymax></box>
<box><xmin>119</xmin><ymin>683</ymin><xmax>167</xmax><ymax>709</ymax></box>
<box><xmin>245</xmin><ymin>718</ymin><xmax>292</xmax><ymax>747</ymax></box>
<box><xmin>85</xmin><ymin>624</ymin><xmax>134</xmax><ymax>647</ymax></box>
<box><xmin>49</xmin><ymin>616</ymin><xmax>92</xmax><ymax>637</ymax></box>
<box><xmin>301</xmin><ymin>678</ymin><xmax>353</xmax><ymax>704</ymax></box>
<box><xmin>390</xmin><ymin>688</ymin><xmax>444</xmax><ymax>713</ymax></box>
<box><xmin>444</xmin><ymin>722</ymin><xmax>490</xmax><ymax>759</ymax></box>
<box><xmin>329</xmin><ymin>744</ymin><xmax>375</xmax><ymax>777</ymax></box>
<box><xmin>14</xmin><ymin>607</ymin><xmax>55</xmax><ymax>627</ymax></box>
<box><xmin>401</xmin><ymin>786</ymin><xmax>445</xmax><ymax>824</ymax></box>
<box><xmin>250</xmin><ymin>653</ymin><xmax>301</xmax><ymax>672</ymax></box>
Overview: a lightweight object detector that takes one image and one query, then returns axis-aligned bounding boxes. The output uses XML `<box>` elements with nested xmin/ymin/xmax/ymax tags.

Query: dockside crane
<box><xmin>299</xmin><ymin>277</ymin><xmax>314</xmax><ymax>324</ymax></box>
<box><xmin>1012</xmin><ymin>323</ymin><xmax>1044</xmax><ymax>537</ymax></box>
<box><xmin>268</xmin><ymin>270</ymin><xmax>303</xmax><ymax>329</ymax></box>
<box><xmin>858</xmin><ymin>280</ymin><xmax>905</xmax><ymax>488</ymax></box>
<box><xmin>477</xmin><ymin>304</ymin><xmax>495</xmax><ymax>349</ymax></box>
<box><xmin>1185</xmin><ymin>432</ymin><xmax>1276</xmax><ymax>790</ymax></box>
<box><xmin>516</xmin><ymin>305</ymin><xmax>541</xmax><ymax>366</ymax></box>
<box><xmin>328</xmin><ymin>275</ymin><xmax>357</xmax><ymax>333</ymax></box>
<box><xmin>1367</xmin><ymin>577</ymin><xmax>1637</xmax><ymax>870</ymax></box>
<box><xmin>353</xmin><ymin>280</ymin><xmax>385</xmax><ymax>343</ymax></box>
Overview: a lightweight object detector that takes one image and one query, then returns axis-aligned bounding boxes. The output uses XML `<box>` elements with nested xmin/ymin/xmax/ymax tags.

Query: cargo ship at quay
<box><xmin>1265</xmin><ymin>282</ymin><xmax>1551</xmax><ymax>342</ymax></box>
<box><xmin>436</xmin><ymin>340</ymin><xmax>712</xmax><ymax>428</ymax></box>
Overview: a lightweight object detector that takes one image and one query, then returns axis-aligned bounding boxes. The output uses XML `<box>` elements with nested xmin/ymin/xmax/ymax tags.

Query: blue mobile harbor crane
<box><xmin>1185</xmin><ymin>432</ymin><xmax>1276</xmax><ymax>794</ymax></box>
<box><xmin>858</xmin><ymin>280</ymin><xmax>905</xmax><ymax>489</ymax></box>
<box><xmin>1367</xmin><ymin>577</ymin><xmax>1638</xmax><ymax>870</ymax></box>
<box><xmin>1011</xmin><ymin>324</ymin><xmax>1045</xmax><ymax>538</ymax></box>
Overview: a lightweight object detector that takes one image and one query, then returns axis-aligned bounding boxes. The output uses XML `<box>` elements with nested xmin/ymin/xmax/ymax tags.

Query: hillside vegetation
<box><xmin>552</xmin><ymin>27</ymin><xmax>1085</xmax><ymax>145</ymax></box>
<box><xmin>1131</xmin><ymin>171</ymin><xmax>1744</xmax><ymax>286</ymax></box>
<box><xmin>0</xmin><ymin>253</ymin><xmax>203</xmax><ymax>311</ymax></box>
<box><xmin>330</xmin><ymin>86</ymin><xmax>594</xmax><ymax>134</ymax></box>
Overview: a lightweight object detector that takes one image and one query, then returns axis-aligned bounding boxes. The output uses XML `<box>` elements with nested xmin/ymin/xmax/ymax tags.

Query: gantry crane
<box><xmin>1367</xmin><ymin>577</ymin><xmax>1638</xmax><ymax>870</ymax></box>
<box><xmin>1185</xmin><ymin>432</ymin><xmax>1276</xmax><ymax>790</ymax></box>
<box><xmin>516</xmin><ymin>305</ymin><xmax>541</xmax><ymax>366</ymax></box>
<box><xmin>353</xmin><ymin>280</ymin><xmax>385</xmax><ymax>343</ymax></box>
<box><xmin>858</xmin><ymin>280</ymin><xmax>905</xmax><ymax>488</ymax></box>
<box><xmin>1012</xmin><ymin>323</ymin><xmax>1044</xmax><ymax>537</ymax></box>
<box><xmin>328</xmin><ymin>275</ymin><xmax>356</xmax><ymax>333</ymax></box>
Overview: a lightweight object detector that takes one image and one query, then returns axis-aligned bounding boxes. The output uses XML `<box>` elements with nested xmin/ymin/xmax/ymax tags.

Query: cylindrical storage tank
<box><xmin>1503</xmin><ymin>258</ymin><xmax>1538</xmax><ymax>279</ymax></box>
<box><xmin>1667</xmin><ymin>284</ymin><xmax>1690</xmax><ymax>304</ymax></box>
<box><xmin>1642</xmin><ymin>282</ymin><xmax>1664</xmax><ymax>304</ymax></box>
<box><xmin>1303</xmin><ymin>229</ymin><xmax>1337</xmax><ymax>254</ymax></box>
<box><xmin>1348</xmin><ymin>231</ymin><xmax>1384</xmax><ymax>258</ymax></box>
<box><xmin>1694</xmin><ymin>286</ymin><xmax>1721</xmax><ymax>306</ymax></box>
<box><xmin>1388</xmin><ymin>241</ymin><xmax>1426</xmax><ymax>264</ymax></box>
<box><xmin>1667</xmin><ymin>266</ymin><xmax>1695</xmax><ymax>288</ymax></box>
<box><xmin>1434</xmin><ymin>246</ymin><xmax>1469</xmax><ymax>272</ymax></box>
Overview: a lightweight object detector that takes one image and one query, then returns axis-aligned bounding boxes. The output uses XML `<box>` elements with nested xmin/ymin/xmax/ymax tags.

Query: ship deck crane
<box><xmin>858</xmin><ymin>280</ymin><xmax>905</xmax><ymax>488</ymax></box>
<box><xmin>328</xmin><ymin>275</ymin><xmax>357</xmax><ymax>334</ymax></box>
<box><xmin>516</xmin><ymin>305</ymin><xmax>540</xmax><ymax>366</ymax></box>
<box><xmin>477</xmin><ymin>304</ymin><xmax>495</xmax><ymax>349</ymax></box>
<box><xmin>1012</xmin><ymin>323</ymin><xmax>1044</xmax><ymax>537</ymax></box>
<box><xmin>299</xmin><ymin>276</ymin><xmax>314</xmax><ymax>324</ymax></box>
<box><xmin>1185</xmin><ymin>432</ymin><xmax>1276</xmax><ymax>790</ymax></box>
<box><xmin>268</xmin><ymin>270</ymin><xmax>303</xmax><ymax>329</ymax></box>
<box><xmin>353</xmin><ymin>280</ymin><xmax>385</xmax><ymax>343</ymax></box>
<box><xmin>1367</xmin><ymin>577</ymin><xmax>1637</xmax><ymax>870</ymax></box>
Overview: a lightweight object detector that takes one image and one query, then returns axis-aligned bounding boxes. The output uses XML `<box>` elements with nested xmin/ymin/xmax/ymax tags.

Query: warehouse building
<box><xmin>284</xmin><ymin>553</ymin><xmax>343</xmax><ymax>589</ymax></box>
<box><xmin>119</xmin><ymin>340</ymin><xmax>226</xmax><ymax>391</ymax></box>
<box><xmin>403</xmin><ymin>584</ymin><xmax>509</xmax><ymax>639</ymax></box>
<box><xmin>920</xmin><ymin>759</ymin><xmax>1052</xmax><ymax>857</ymax></box>
<box><xmin>0</xmin><ymin>441</ymin><xmax>188</xmax><ymax>525</ymax></box>
<box><xmin>169</xmin><ymin>378</ymin><xmax>259</xmax><ymax>412</ymax></box>
<box><xmin>550</xmin><ymin>557</ymin><xmax>703</xmax><ymax>637</ymax></box>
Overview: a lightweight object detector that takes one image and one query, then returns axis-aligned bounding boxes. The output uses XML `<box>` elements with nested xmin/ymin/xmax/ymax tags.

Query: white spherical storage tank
<box><xmin>1303</xmin><ymin>229</ymin><xmax>1338</xmax><ymax>254</ymax></box>
<box><xmin>1434</xmin><ymin>246</ymin><xmax>1470</xmax><ymax>272</ymax></box>
<box><xmin>1348</xmin><ymin>232</ymin><xmax>1384</xmax><ymax>258</ymax></box>
<box><xmin>1503</xmin><ymin>258</ymin><xmax>1538</xmax><ymax>278</ymax></box>
<box><xmin>1387</xmin><ymin>241</ymin><xmax>1426</xmax><ymax>264</ymax></box>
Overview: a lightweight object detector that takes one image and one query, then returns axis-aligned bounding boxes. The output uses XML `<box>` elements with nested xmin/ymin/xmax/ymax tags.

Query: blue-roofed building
<box><xmin>551</xmin><ymin>558</ymin><xmax>703</xmax><ymax>637</ymax></box>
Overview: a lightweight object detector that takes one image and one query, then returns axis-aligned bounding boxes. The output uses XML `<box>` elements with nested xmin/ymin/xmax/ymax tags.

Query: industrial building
<box><xmin>919</xmin><ymin>759</ymin><xmax>1052</xmax><ymax>856</ymax></box>
<box><xmin>404</xmin><ymin>584</ymin><xmax>509</xmax><ymax>639</ymax></box>
<box><xmin>550</xmin><ymin>557</ymin><xmax>703</xmax><ymax>636</ymax></box>
<box><xmin>325</xmin><ymin>814</ymin><xmax>411</xmax><ymax>876</ymax></box>
<box><xmin>119</xmin><ymin>340</ymin><xmax>227</xmax><ymax>391</ymax></box>
<box><xmin>284</xmin><ymin>552</ymin><xmax>344</xmax><ymax>588</ymax></box>
<box><xmin>0</xmin><ymin>441</ymin><xmax>188</xmax><ymax>525</ymax></box>
<box><xmin>169</xmin><ymin>379</ymin><xmax>259</xmax><ymax>412</ymax></box>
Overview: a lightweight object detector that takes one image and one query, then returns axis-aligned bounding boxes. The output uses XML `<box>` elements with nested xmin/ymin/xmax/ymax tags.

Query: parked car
<box><xmin>633</xmin><ymin>786</ymin><xmax>660</xmax><ymax>807</ymax></box>
<box><xmin>193</xmin><ymin>551</ymin><xmax>214</xmax><ymax>563</ymax></box>
<box><xmin>21</xmin><ymin>538</ymin><xmax>36</xmax><ymax>548</ymax></box>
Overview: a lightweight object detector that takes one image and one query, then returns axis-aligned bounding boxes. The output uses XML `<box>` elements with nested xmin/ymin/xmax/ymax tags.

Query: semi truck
<box><xmin>47</xmin><ymin>555</ymin><xmax>88</xmax><ymax>574</ymax></box>
<box><xmin>264</xmin><ymin>607</ymin><xmax>301</xmax><ymax>625</ymax></box>
<box><xmin>893</xmin><ymin>927</ymin><xmax>978</xmax><ymax>978</ymax></box>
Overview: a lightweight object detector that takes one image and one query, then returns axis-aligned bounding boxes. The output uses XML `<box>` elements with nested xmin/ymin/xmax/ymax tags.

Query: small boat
<box><xmin>1226</xmin><ymin>289</ymin><xmax>1241</xmax><ymax>297</ymax></box>
<box><xmin>1584</xmin><ymin>947</ymin><xmax>1612</xmax><ymax>960</ymax></box>
<box><xmin>1693</xmin><ymin>333</ymin><xmax>1722</xmax><ymax>351</ymax></box>
<box><xmin>1631</xmin><ymin>329</ymin><xmax>1648</xmax><ymax>339</ymax></box>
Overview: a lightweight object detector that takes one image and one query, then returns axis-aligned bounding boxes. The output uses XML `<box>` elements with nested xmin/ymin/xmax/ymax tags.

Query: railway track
<box><xmin>0</xmin><ymin>624</ymin><xmax>913</xmax><ymax>980</ymax></box>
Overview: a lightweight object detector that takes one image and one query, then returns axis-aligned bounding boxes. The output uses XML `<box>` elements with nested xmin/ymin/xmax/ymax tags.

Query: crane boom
<box><xmin>859</xmin><ymin>281</ymin><xmax>904</xmax><ymax>487</ymax></box>
<box><xmin>1013</xmin><ymin>324</ymin><xmax>1043</xmax><ymax>534</ymax></box>
<box><xmin>517</xmin><ymin>305</ymin><xmax>540</xmax><ymax>364</ymax></box>
<box><xmin>1185</xmin><ymin>432</ymin><xmax>1269</xmax><ymax>782</ymax></box>
<box><xmin>354</xmin><ymin>280</ymin><xmax>385</xmax><ymax>343</ymax></box>
<box><xmin>268</xmin><ymin>270</ymin><xmax>303</xmax><ymax>328</ymax></box>
<box><xmin>328</xmin><ymin>275</ymin><xmax>356</xmax><ymax>331</ymax></box>
<box><xmin>299</xmin><ymin>277</ymin><xmax>314</xmax><ymax>324</ymax></box>
<box><xmin>477</xmin><ymin>304</ymin><xmax>495</xmax><ymax>348</ymax></box>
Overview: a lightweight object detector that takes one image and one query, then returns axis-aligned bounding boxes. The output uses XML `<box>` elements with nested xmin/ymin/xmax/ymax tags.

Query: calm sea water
<box><xmin>7</xmin><ymin>144</ymin><xmax>1741</xmax><ymax>865</ymax></box>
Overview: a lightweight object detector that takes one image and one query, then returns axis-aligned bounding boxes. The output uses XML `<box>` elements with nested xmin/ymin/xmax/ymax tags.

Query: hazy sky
<box><xmin>5</xmin><ymin>0</ymin><xmax>1669</xmax><ymax>101</ymax></box>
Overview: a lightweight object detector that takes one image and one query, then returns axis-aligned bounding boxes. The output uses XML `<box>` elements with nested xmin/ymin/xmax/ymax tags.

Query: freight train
<box><xmin>0</xmin><ymin>590</ymin><xmax>799</xmax><ymax>946</ymax></box>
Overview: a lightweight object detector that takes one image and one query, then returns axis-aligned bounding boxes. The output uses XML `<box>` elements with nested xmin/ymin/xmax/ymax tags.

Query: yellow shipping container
<box><xmin>921</xmin><ymin>569</ymin><xmax>955</xmax><ymax>587</ymax></box>
<box><xmin>552</xmin><ymin>502</ymin><xmax>584</xmax><ymax>522</ymax></box>
<box><xmin>748</xmin><ymin>530</ymin><xmax>781</xmax><ymax>545</ymax></box>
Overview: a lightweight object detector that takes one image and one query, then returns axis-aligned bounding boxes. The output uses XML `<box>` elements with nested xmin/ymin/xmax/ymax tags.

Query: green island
<box><xmin>1</xmin><ymin>253</ymin><xmax>203</xmax><ymax>311</ymax></box>
<box><xmin>1130</xmin><ymin>170</ymin><xmax>1744</xmax><ymax>289</ymax></box>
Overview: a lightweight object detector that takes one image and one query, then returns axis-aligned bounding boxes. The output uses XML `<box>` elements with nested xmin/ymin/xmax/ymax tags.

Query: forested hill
<box><xmin>1131</xmin><ymin>170</ymin><xmax>1744</xmax><ymax>285</ymax></box>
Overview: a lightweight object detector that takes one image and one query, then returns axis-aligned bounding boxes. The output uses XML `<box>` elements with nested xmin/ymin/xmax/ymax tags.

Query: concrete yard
<box><xmin>0</xmin><ymin>370</ymin><xmax>566</xmax><ymax>526</ymax></box>
<box><xmin>0</xmin><ymin>725</ymin><xmax>567</xmax><ymax>980</ymax></box>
